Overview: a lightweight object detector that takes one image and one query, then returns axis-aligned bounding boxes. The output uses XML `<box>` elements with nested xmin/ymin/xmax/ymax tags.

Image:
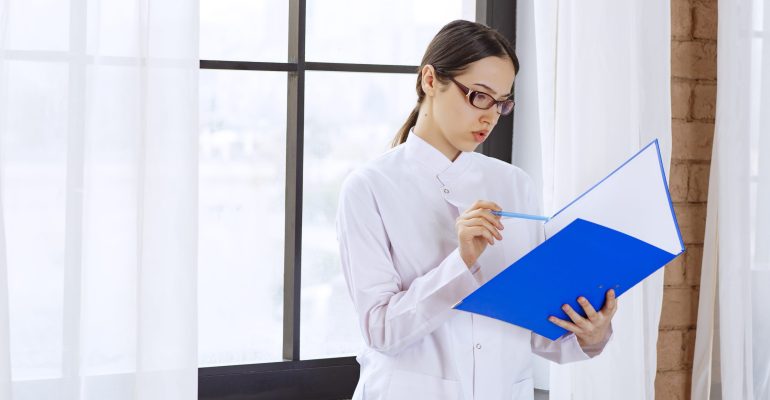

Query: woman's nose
<box><xmin>481</xmin><ymin>107</ymin><xmax>499</xmax><ymax>126</ymax></box>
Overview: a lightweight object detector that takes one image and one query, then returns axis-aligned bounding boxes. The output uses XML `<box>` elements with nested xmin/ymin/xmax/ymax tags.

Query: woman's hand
<box><xmin>456</xmin><ymin>200</ymin><xmax>504</xmax><ymax>269</ymax></box>
<box><xmin>548</xmin><ymin>289</ymin><xmax>618</xmax><ymax>347</ymax></box>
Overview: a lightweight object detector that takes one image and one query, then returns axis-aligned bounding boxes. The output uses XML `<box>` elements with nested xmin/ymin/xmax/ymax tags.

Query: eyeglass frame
<box><xmin>433</xmin><ymin>67</ymin><xmax>515</xmax><ymax>116</ymax></box>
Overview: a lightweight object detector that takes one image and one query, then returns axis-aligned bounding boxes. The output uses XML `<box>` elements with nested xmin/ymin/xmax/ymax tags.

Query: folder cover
<box><xmin>454</xmin><ymin>139</ymin><xmax>685</xmax><ymax>340</ymax></box>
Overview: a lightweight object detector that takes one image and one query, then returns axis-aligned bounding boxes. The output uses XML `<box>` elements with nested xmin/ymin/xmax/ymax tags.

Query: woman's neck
<box><xmin>413</xmin><ymin>105</ymin><xmax>462</xmax><ymax>161</ymax></box>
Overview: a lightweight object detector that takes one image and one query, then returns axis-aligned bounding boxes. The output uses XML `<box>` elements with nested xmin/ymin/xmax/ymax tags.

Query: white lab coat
<box><xmin>336</xmin><ymin>131</ymin><xmax>611</xmax><ymax>400</ymax></box>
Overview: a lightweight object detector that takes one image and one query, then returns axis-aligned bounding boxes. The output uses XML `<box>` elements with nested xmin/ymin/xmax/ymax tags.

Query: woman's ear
<box><xmin>421</xmin><ymin>65</ymin><xmax>437</xmax><ymax>97</ymax></box>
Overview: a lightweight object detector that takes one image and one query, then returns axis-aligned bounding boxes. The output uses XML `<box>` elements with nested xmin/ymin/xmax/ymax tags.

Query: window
<box><xmin>198</xmin><ymin>1</ymin><xmax>517</xmax><ymax>398</ymax></box>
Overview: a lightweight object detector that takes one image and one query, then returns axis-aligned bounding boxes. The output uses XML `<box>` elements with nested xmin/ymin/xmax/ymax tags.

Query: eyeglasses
<box><xmin>436</xmin><ymin>69</ymin><xmax>515</xmax><ymax>116</ymax></box>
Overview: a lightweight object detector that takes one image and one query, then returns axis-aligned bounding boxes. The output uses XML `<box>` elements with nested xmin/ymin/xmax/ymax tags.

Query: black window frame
<box><xmin>198</xmin><ymin>1</ymin><xmax>517</xmax><ymax>399</ymax></box>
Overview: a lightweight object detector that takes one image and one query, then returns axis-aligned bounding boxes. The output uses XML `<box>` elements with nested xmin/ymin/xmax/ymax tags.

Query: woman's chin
<box><xmin>459</xmin><ymin>141</ymin><xmax>481</xmax><ymax>153</ymax></box>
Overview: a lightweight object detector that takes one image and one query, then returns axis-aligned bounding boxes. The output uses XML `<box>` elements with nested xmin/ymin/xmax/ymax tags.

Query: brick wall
<box><xmin>655</xmin><ymin>0</ymin><xmax>717</xmax><ymax>399</ymax></box>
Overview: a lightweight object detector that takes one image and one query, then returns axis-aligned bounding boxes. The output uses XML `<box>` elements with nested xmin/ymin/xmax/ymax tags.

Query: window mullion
<box><xmin>283</xmin><ymin>0</ymin><xmax>306</xmax><ymax>362</ymax></box>
<box><xmin>475</xmin><ymin>0</ymin><xmax>516</xmax><ymax>164</ymax></box>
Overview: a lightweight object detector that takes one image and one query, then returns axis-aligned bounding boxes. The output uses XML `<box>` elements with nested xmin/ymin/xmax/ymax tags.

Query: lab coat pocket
<box><xmin>385</xmin><ymin>370</ymin><xmax>461</xmax><ymax>400</ymax></box>
<box><xmin>510</xmin><ymin>377</ymin><xmax>534</xmax><ymax>400</ymax></box>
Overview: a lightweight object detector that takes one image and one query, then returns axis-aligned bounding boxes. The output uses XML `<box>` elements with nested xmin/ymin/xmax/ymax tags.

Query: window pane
<box><xmin>80</xmin><ymin>65</ymin><xmax>142</xmax><ymax>376</ymax></box>
<box><xmin>301</xmin><ymin>71</ymin><xmax>417</xmax><ymax>359</ymax></box>
<box><xmin>85</xmin><ymin>0</ymin><xmax>140</xmax><ymax>57</ymax></box>
<box><xmin>198</xmin><ymin>69</ymin><xmax>287</xmax><ymax>366</ymax></box>
<box><xmin>5</xmin><ymin>0</ymin><xmax>69</xmax><ymax>51</ymax></box>
<box><xmin>200</xmin><ymin>0</ymin><xmax>288</xmax><ymax>62</ymax></box>
<box><xmin>1</xmin><ymin>61</ymin><xmax>69</xmax><ymax>380</ymax></box>
<box><xmin>306</xmin><ymin>0</ymin><xmax>475</xmax><ymax>65</ymax></box>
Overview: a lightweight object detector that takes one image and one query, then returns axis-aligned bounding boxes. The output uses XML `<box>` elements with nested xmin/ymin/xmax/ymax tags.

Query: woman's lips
<box><xmin>472</xmin><ymin>130</ymin><xmax>488</xmax><ymax>143</ymax></box>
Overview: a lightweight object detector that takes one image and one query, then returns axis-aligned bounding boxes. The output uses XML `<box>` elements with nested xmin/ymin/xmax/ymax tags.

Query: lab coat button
<box><xmin>475</xmin><ymin>343</ymin><xmax>482</xmax><ymax>350</ymax></box>
<box><xmin>443</xmin><ymin>188</ymin><xmax>450</xmax><ymax>194</ymax></box>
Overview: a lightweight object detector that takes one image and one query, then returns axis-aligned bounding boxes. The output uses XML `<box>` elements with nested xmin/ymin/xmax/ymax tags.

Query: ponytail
<box><xmin>391</xmin><ymin>107</ymin><xmax>419</xmax><ymax>148</ymax></box>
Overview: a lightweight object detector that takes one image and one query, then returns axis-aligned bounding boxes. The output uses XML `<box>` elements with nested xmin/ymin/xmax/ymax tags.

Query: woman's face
<box><xmin>425</xmin><ymin>56</ymin><xmax>516</xmax><ymax>156</ymax></box>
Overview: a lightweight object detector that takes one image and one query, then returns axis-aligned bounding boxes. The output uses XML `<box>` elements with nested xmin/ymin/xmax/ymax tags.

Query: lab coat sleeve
<box><xmin>530</xmin><ymin>325</ymin><xmax>613</xmax><ymax>363</ymax></box>
<box><xmin>336</xmin><ymin>171</ymin><xmax>481</xmax><ymax>356</ymax></box>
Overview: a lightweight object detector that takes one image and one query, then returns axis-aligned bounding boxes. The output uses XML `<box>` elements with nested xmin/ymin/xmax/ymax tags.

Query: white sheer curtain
<box><xmin>513</xmin><ymin>0</ymin><xmax>671</xmax><ymax>399</ymax></box>
<box><xmin>0</xmin><ymin>0</ymin><xmax>198</xmax><ymax>399</ymax></box>
<box><xmin>691</xmin><ymin>0</ymin><xmax>770</xmax><ymax>398</ymax></box>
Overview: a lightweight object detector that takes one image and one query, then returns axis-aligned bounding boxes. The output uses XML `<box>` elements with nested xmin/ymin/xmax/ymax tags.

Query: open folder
<box><xmin>454</xmin><ymin>139</ymin><xmax>685</xmax><ymax>340</ymax></box>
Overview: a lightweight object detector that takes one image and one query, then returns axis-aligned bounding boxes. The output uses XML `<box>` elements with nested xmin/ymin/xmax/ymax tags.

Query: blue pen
<box><xmin>490</xmin><ymin>210</ymin><xmax>550</xmax><ymax>222</ymax></box>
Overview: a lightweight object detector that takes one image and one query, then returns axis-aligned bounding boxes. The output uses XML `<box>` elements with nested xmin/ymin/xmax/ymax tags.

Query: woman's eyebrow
<box><xmin>473</xmin><ymin>82</ymin><xmax>512</xmax><ymax>98</ymax></box>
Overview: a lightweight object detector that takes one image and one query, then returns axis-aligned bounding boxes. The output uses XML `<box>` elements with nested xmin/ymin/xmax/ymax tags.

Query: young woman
<box><xmin>336</xmin><ymin>20</ymin><xmax>616</xmax><ymax>400</ymax></box>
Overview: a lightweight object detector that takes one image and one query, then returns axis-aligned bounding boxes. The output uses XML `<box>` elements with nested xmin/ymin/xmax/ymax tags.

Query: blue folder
<box><xmin>454</xmin><ymin>140</ymin><xmax>685</xmax><ymax>340</ymax></box>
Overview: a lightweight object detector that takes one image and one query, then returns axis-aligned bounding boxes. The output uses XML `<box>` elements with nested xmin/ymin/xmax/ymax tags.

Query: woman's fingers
<box><xmin>460</xmin><ymin>208</ymin><xmax>504</xmax><ymax>230</ymax></box>
<box><xmin>578</xmin><ymin>297</ymin><xmax>599</xmax><ymax>321</ymax></box>
<box><xmin>469</xmin><ymin>226</ymin><xmax>495</xmax><ymax>245</ymax></box>
<box><xmin>455</xmin><ymin>200</ymin><xmax>503</xmax><ymax>268</ymax></box>
<box><xmin>603</xmin><ymin>289</ymin><xmax>618</xmax><ymax>318</ymax></box>
<box><xmin>457</xmin><ymin>209</ymin><xmax>505</xmax><ymax>236</ymax></box>
<box><xmin>456</xmin><ymin>220</ymin><xmax>503</xmax><ymax>244</ymax></box>
<box><xmin>463</xmin><ymin>201</ymin><xmax>504</xmax><ymax>228</ymax></box>
<box><xmin>561</xmin><ymin>304</ymin><xmax>590</xmax><ymax>330</ymax></box>
<box><xmin>457</xmin><ymin>222</ymin><xmax>494</xmax><ymax>243</ymax></box>
<box><xmin>553</xmin><ymin>290</ymin><xmax>618</xmax><ymax>347</ymax></box>
<box><xmin>455</xmin><ymin>200</ymin><xmax>504</xmax><ymax>267</ymax></box>
<box><xmin>465</xmin><ymin>200</ymin><xmax>502</xmax><ymax>214</ymax></box>
<box><xmin>548</xmin><ymin>315</ymin><xmax>581</xmax><ymax>334</ymax></box>
<box><xmin>460</xmin><ymin>226</ymin><xmax>495</xmax><ymax>245</ymax></box>
<box><xmin>462</xmin><ymin>217</ymin><xmax>502</xmax><ymax>240</ymax></box>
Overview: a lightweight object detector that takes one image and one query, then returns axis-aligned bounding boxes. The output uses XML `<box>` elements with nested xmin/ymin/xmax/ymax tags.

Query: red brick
<box><xmin>674</xmin><ymin>203</ymin><xmax>707</xmax><ymax>244</ymax></box>
<box><xmin>692</xmin><ymin>82</ymin><xmax>717</xmax><ymax>120</ymax></box>
<box><xmin>655</xmin><ymin>370</ymin><xmax>690</xmax><ymax>400</ymax></box>
<box><xmin>672</xmin><ymin>40</ymin><xmax>717</xmax><ymax>80</ymax></box>
<box><xmin>655</xmin><ymin>371</ymin><xmax>690</xmax><ymax>400</ymax></box>
<box><xmin>672</xmin><ymin>0</ymin><xmax>693</xmax><ymax>39</ymax></box>
<box><xmin>658</xmin><ymin>330</ymin><xmax>686</xmax><ymax>370</ymax></box>
<box><xmin>685</xmin><ymin>245</ymin><xmax>704</xmax><ymax>286</ymax></box>
<box><xmin>660</xmin><ymin>287</ymin><xmax>696</xmax><ymax>328</ymax></box>
<box><xmin>693</xmin><ymin>0</ymin><xmax>718</xmax><ymax>40</ymax></box>
<box><xmin>672</xmin><ymin>120</ymin><xmax>714</xmax><ymax>161</ymax></box>
<box><xmin>672</xmin><ymin>80</ymin><xmax>692</xmax><ymax>120</ymax></box>
<box><xmin>691</xmin><ymin>287</ymin><xmax>701</xmax><ymax>322</ymax></box>
<box><xmin>683</xmin><ymin>329</ymin><xmax>697</xmax><ymax>366</ymax></box>
<box><xmin>687</xmin><ymin>163</ymin><xmax>711</xmax><ymax>202</ymax></box>
<box><xmin>665</xmin><ymin>255</ymin><xmax>687</xmax><ymax>287</ymax></box>
<box><xmin>669</xmin><ymin>161</ymin><xmax>689</xmax><ymax>202</ymax></box>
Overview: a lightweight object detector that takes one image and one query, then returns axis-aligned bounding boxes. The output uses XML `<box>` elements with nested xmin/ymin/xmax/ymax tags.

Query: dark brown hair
<box><xmin>391</xmin><ymin>20</ymin><xmax>519</xmax><ymax>148</ymax></box>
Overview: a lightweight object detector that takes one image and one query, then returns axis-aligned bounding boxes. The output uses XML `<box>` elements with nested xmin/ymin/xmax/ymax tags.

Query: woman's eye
<box><xmin>474</xmin><ymin>92</ymin><xmax>492</xmax><ymax>104</ymax></box>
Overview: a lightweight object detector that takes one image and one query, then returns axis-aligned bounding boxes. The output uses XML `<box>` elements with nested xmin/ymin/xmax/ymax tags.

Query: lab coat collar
<box><xmin>404</xmin><ymin>128</ymin><xmax>474</xmax><ymax>186</ymax></box>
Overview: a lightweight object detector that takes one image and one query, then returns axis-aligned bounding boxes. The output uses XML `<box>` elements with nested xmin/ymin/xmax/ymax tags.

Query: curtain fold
<box><xmin>513</xmin><ymin>0</ymin><xmax>671</xmax><ymax>398</ymax></box>
<box><xmin>1</xmin><ymin>184</ymin><xmax>11</xmax><ymax>400</ymax></box>
<box><xmin>0</xmin><ymin>0</ymin><xmax>199</xmax><ymax>398</ymax></box>
<box><xmin>691</xmin><ymin>0</ymin><xmax>770</xmax><ymax>398</ymax></box>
